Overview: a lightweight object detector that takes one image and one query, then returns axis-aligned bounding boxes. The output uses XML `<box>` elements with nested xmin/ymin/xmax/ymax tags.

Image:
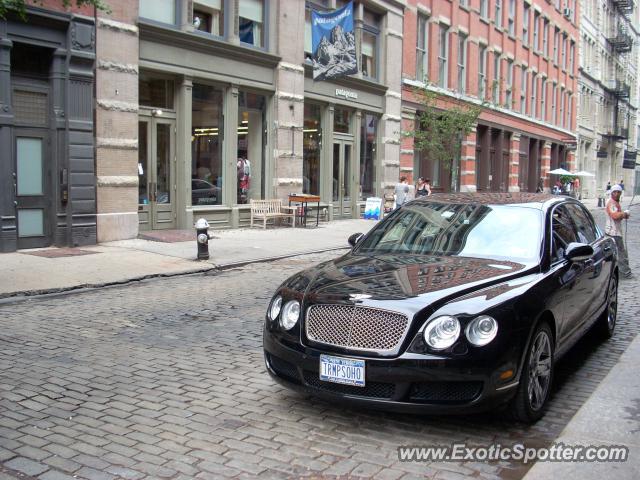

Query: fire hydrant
<box><xmin>195</xmin><ymin>218</ymin><xmax>213</xmax><ymax>260</ymax></box>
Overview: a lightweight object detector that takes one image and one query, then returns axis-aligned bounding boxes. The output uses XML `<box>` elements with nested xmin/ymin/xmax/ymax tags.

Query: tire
<box><xmin>509</xmin><ymin>322</ymin><xmax>555</xmax><ymax>423</ymax></box>
<box><xmin>596</xmin><ymin>275</ymin><xmax>618</xmax><ymax>339</ymax></box>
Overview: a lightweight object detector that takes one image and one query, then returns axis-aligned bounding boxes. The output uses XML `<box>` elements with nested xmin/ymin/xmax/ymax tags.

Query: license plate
<box><xmin>319</xmin><ymin>354</ymin><xmax>365</xmax><ymax>387</ymax></box>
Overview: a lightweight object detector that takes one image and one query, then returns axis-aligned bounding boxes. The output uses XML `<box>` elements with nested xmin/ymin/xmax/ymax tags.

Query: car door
<box><xmin>564</xmin><ymin>202</ymin><xmax>609</xmax><ymax>322</ymax></box>
<box><xmin>549</xmin><ymin>203</ymin><xmax>588</xmax><ymax>344</ymax></box>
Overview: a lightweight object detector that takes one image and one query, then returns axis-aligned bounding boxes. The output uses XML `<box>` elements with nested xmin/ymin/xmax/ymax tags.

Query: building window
<box><xmin>495</xmin><ymin>0</ymin><xmax>502</xmax><ymax>28</ymax></box>
<box><xmin>480</xmin><ymin>0</ymin><xmax>488</xmax><ymax>19</ymax></box>
<box><xmin>533</xmin><ymin>12</ymin><xmax>539</xmax><ymax>51</ymax></box>
<box><xmin>559</xmin><ymin>87</ymin><xmax>565</xmax><ymax>128</ymax></box>
<box><xmin>140</xmin><ymin>0</ymin><xmax>176</xmax><ymax>24</ymax></box>
<box><xmin>139</xmin><ymin>74</ymin><xmax>174</xmax><ymax>109</ymax></box>
<box><xmin>566</xmin><ymin>94</ymin><xmax>572</xmax><ymax>130</ymax></box>
<box><xmin>540</xmin><ymin>79</ymin><xmax>546</xmax><ymax>121</ymax></box>
<box><xmin>569</xmin><ymin>41</ymin><xmax>575</xmax><ymax>73</ymax></box>
<box><xmin>360</xmin><ymin>114</ymin><xmax>378</xmax><ymax>200</ymax></box>
<box><xmin>416</xmin><ymin>14</ymin><xmax>429</xmax><ymax>82</ymax></box>
<box><xmin>478</xmin><ymin>45</ymin><xmax>487</xmax><ymax>100</ymax></box>
<box><xmin>542</xmin><ymin>19</ymin><xmax>549</xmax><ymax>57</ymax></box>
<box><xmin>531</xmin><ymin>74</ymin><xmax>538</xmax><ymax>119</ymax></box>
<box><xmin>492</xmin><ymin>53</ymin><xmax>501</xmax><ymax>104</ymax></box>
<box><xmin>239</xmin><ymin>0</ymin><xmax>264</xmax><ymax>48</ymax></box>
<box><xmin>507</xmin><ymin>0</ymin><xmax>515</xmax><ymax>36</ymax></box>
<box><xmin>361</xmin><ymin>10</ymin><xmax>380</xmax><ymax>80</ymax></box>
<box><xmin>438</xmin><ymin>24</ymin><xmax>449</xmax><ymax>89</ymax></box>
<box><xmin>193</xmin><ymin>0</ymin><xmax>224</xmax><ymax>36</ymax></box>
<box><xmin>303</xmin><ymin>103</ymin><xmax>321</xmax><ymax>196</ymax></box>
<box><xmin>457</xmin><ymin>33</ymin><xmax>467</xmax><ymax>94</ymax></box>
<box><xmin>551</xmin><ymin>84</ymin><xmax>557</xmax><ymax>124</ymax></box>
<box><xmin>236</xmin><ymin>92</ymin><xmax>266</xmax><ymax>205</ymax></box>
<box><xmin>506</xmin><ymin>59</ymin><xmax>513</xmax><ymax>108</ymax></box>
<box><xmin>522</xmin><ymin>5</ymin><xmax>529</xmax><ymax>45</ymax></box>
<box><xmin>520</xmin><ymin>67</ymin><xmax>527</xmax><ymax>114</ymax></box>
<box><xmin>561</xmin><ymin>34</ymin><xmax>567</xmax><ymax>70</ymax></box>
<box><xmin>191</xmin><ymin>84</ymin><xmax>223</xmax><ymax>206</ymax></box>
<box><xmin>553</xmin><ymin>28</ymin><xmax>559</xmax><ymax>63</ymax></box>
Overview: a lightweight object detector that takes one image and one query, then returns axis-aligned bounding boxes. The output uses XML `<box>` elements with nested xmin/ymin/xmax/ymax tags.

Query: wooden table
<box><xmin>288</xmin><ymin>194</ymin><xmax>321</xmax><ymax>227</ymax></box>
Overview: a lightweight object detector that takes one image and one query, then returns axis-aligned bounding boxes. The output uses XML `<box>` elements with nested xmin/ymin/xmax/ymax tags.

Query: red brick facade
<box><xmin>402</xmin><ymin>0</ymin><xmax>578</xmax><ymax>193</ymax></box>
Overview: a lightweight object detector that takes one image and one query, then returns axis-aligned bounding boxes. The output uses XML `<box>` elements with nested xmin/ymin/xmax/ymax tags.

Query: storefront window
<box><xmin>193</xmin><ymin>0</ymin><xmax>224</xmax><ymax>36</ymax></box>
<box><xmin>239</xmin><ymin>0</ymin><xmax>264</xmax><ymax>47</ymax></box>
<box><xmin>360</xmin><ymin>114</ymin><xmax>377</xmax><ymax>200</ymax></box>
<box><xmin>140</xmin><ymin>0</ymin><xmax>176</xmax><ymax>24</ymax></box>
<box><xmin>237</xmin><ymin>91</ymin><xmax>266</xmax><ymax>204</ymax></box>
<box><xmin>191</xmin><ymin>84</ymin><xmax>223</xmax><ymax>206</ymax></box>
<box><xmin>139</xmin><ymin>74</ymin><xmax>174</xmax><ymax>109</ymax></box>
<box><xmin>334</xmin><ymin>108</ymin><xmax>351</xmax><ymax>133</ymax></box>
<box><xmin>303</xmin><ymin>103</ymin><xmax>322</xmax><ymax>195</ymax></box>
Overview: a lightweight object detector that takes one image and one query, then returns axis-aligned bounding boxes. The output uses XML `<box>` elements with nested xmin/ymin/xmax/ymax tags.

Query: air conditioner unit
<box><xmin>563</xmin><ymin>8</ymin><xmax>572</xmax><ymax>18</ymax></box>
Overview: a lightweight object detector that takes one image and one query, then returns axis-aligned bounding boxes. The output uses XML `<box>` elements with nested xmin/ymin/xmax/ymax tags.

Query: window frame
<box><xmin>495</xmin><ymin>0</ymin><xmax>503</xmax><ymax>29</ymax></box>
<box><xmin>492</xmin><ymin>53</ymin><xmax>501</xmax><ymax>104</ymax></box>
<box><xmin>360</xmin><ymin>8</ymin><xmax>381</xmax><ymax>81</ymax></box>
<box><xmin>457</xmin><ymin>33</ymin><xmax>467</xmax><ymax>94</ymax></box>
<box><xmin>478</xmin><ymin>45</ymin><xmax>487</xmax><ymax>100</ymax></box>
<box><xmin>507</xmin><ymin>0</ymin><xmax>516</xmax><ymax>36</ymax></box>
<box><xmin>416</xmin><ymin>14</ymin><xmax>429</xmax><ymax>82</ymax></box>
<box><xmin>438</xmin><ymin>24</ymin><xmax>449</xmax><ymax>89</ymax></box>
<box><xmin>520</xmin><ymin>67</ymin><xmax>528</xmax><ymax>114</ymax></box>
<box><xmin>238</xmin><ymin>0</ymin><xmax>267</xmax><ymax>50</ymax></box>
<box><xmin>522</xmin><ymin>5</ymin><xmax>529</xmax><ymax>46</ymax></box>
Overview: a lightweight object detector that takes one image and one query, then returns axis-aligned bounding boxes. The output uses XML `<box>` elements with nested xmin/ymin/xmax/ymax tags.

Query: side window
<box><xmin>551</xmin><ymin>204</ymin><xmax>578</xmax><ymax>263</ymax></box>
<box><xmin>565</xmin><ymin>203</ymin><xmax>598</xmax><ymax>243</ymax></box>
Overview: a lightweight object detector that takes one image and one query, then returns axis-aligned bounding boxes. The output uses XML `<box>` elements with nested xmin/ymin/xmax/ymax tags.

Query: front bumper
<box><xmin>263</xmin><ymin>328</ymin><xmax>521</xmax><ymax>415</ymax></box>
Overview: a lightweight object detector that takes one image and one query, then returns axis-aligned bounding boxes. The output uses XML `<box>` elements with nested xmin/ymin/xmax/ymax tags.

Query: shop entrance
<box><xmin>138</xmin><ymin>114</ymin><xmax>176</xmax><ymax>230</ymax></box>
<box><xmin>332</xmin><ymin>140</ymin><xmax>353</xmax><ymax>218</ymax></box>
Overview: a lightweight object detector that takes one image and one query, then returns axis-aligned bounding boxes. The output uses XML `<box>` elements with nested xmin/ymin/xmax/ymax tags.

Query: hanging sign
<box><xmin>311</xmin><ymin>2</ymin><xmax>358</xmax><ymax>81</ymax></box>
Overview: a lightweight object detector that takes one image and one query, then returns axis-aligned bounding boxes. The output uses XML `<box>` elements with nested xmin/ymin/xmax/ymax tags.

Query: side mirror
<box><xmin>565</xmin><ymin>242</ymin><xmax>594</xmax><ymax>262</ymax></box>
<box><xmin>348</xmin><ymin>232</ymin><xmax>364</xmax><ymax>247</ymax></box>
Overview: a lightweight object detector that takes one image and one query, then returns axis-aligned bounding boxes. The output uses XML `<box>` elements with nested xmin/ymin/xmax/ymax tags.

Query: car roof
<box><xmin>409</xmin><ymin>192</ymin><xmax>567</xmax><ymax>210</ymax></box>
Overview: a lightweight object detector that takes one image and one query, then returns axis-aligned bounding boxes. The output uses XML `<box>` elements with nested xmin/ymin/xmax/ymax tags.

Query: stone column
<box><xmin>177</xmin><ymin>76</ymin><xmax>193</xmax><ymax>229</ymax></box>
<box><xmin>459</xmin><ymin>125</ymin><xmax>478</xmax><ymax>192</ymax></box>
<box><xmin>0</xmin><ymin>38</ymin><xmax>14</xmax><ymax>252</ymax></box>
<box><xmin>95</xmin><ymin>7</ymin><xmax>139</xmax><ymax>242</ymax></box>
<box><xmin>508</xmin><ymin>133</ymin><xmax>521</xmax><ymax>192</ymax></box>
<box><xmin>541</xmin><ymin>141</ymin><xmax>552</xmax><ymax>190</ymax></box>
<box><xmin>400</xmin><ymin>106</ymin><xmax>416</xmax><ymax>184</ymax></box>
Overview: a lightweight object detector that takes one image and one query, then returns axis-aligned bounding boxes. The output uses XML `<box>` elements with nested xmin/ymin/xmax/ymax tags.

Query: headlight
<box><xmin>423</xmin><ymin>316</ymin><xmax>460</xmax><ymax>350</ymax></box>
<box><xmin>280</xmin><ymin>300</ymin><xmax>300</xmax><ymax>330</ymax></box>
<box><xmin>268</xmin><ymin>295</ymin><xmax>282</xmax><ymax>321</ymax></box>
<box><xmin>465</xmin><ymin>315</ymin><xmax>498</xmax><ymax>346</ymax></box>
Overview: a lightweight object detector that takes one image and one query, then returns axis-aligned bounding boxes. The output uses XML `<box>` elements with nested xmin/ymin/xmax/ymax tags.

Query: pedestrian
<box><xmin>415</xmin><ymin>177</ymin><xmax>431</xmax><ymax>197</ymax></box>
<box><xmin>424</xmin><ymin>178</ymin><xmax>432</xmax><ymax>196</ymax></box>
<box><xmin>605</xmin><ymin>181</ymin><xmax>612</xmax><ymax>200</ymax></box>
<box><xmin>605</xmin><ymin>184</ymin><xmax>632</xmax><ymax>278</ymax></box>
<box><xmin>536</xmin><ymin>177</ymin><xmax>544</xmax><ymax>193</ymax></box>
<box><xmin>394</xmin><ymin>176</ymin><xmax>410</xmax><ymax>209</ymax></box>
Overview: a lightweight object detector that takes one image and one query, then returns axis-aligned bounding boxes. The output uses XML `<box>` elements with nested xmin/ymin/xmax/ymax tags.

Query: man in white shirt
<box><xmin>605</xmin><ymin>184</ymin><xmax>632</xmax><ymax>278</ymax></box>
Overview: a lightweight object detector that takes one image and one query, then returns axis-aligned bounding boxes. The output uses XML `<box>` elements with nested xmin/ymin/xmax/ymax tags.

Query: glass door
<box><xmin>138</xmin><ymin>117</ymin><xmax>176</xmax><ymax>230</ymax></box>
<box><xmin>332</xmin><ymin>140</ymin><xmax>353</xmax><ymax>218</ymax></box>
<box><xmin>15</xmin><ymin>131</ymin><xmax>51</xmax><ymax>249</ymax></box>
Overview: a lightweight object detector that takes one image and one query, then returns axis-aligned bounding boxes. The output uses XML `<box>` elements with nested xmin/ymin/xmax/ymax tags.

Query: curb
<box><xmin>0</xmin><ymin>246</ymin><xmax>349</xmax><ymax>305</ymax></box>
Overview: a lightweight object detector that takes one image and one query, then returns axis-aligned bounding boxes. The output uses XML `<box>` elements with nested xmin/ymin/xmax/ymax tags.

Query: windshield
<box><xmin>356</xmin><ymin>202</ymin><xmax>543</xmax><ymax>262</ymax></box>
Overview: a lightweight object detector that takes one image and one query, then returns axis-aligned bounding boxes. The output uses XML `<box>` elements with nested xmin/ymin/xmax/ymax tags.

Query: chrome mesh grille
<box><xmin>305</xmin><ymin>305</ymin><xmax>409</xmax><ymax>352</ymax></box>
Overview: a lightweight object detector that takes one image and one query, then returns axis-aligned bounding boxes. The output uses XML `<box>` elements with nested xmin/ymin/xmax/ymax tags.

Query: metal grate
<box><xmin>409</xmin><ymin>381</ymin><xmax>483</xmax><ymax>403</ymax></box>
<box><xmin>305</xmin><ymin>304</ymin><xmax>409</xmax><ymax>353</ymax></box>
<box><xmin>13</xmin><ymin>90</ymin><xmax>48</xmax><ymax>126</ymax></box>
<box><xmin>303</xmin><ymin>371</ymin><xmax>395</xmax><ymax>399</ymax></box>
<box><xmin>267</xmin><ymin>354</ymin><xmax>300</xmax><ymax>383</ymax></box>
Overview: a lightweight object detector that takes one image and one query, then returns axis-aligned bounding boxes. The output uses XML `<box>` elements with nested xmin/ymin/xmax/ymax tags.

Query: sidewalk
<box><xmin>0</xmin><ymin>219</ymin><xmax>376</xmax><ymax>300</ymax></box>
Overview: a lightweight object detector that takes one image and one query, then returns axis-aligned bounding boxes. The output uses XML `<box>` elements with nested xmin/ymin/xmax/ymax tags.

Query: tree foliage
<box><xmin>0</xmin><ymin>0</ymin><xmax>110</xmax><ymax>20</ymax></box>
<box><xmin>406</xmin><ymin>84</ymin><xmax>483</xmax><ymax>189</ymax></box>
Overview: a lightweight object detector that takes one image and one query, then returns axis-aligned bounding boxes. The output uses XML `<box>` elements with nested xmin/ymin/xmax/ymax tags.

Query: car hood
<box><xmin>293</xmin><ymin>253</ymin><xmax>536</xmax><ymax>317</ymax></box>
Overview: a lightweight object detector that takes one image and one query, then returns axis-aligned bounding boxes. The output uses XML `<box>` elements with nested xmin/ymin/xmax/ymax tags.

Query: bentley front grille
<box><xmin>305</xmin><ymin>304</ymin><xmax>409</xmax><ymax>353</ymax></box>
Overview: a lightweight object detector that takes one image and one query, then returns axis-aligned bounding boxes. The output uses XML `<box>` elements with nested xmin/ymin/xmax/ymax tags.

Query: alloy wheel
<box><xmin>527</xmin><ymin>330</ymin><xmax>552</xmax><ymax>411</ymax></box>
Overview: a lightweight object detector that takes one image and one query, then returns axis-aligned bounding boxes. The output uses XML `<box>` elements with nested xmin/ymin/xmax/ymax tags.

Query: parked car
<box><xmin>191</xmin><ymin>178</ymin><xmax>220</xmax><ymax>205</ymax></box>
<box><xmin>263</xmin><ymin>193</ymin><xmax>618</xmax><ymax>422</ymax></box>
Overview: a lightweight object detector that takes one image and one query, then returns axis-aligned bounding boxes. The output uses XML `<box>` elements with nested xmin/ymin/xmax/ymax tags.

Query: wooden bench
<box><xmin>250</xmin><ymin>199</ymin><xmax>296</xmax><ymax>229</ymax></box>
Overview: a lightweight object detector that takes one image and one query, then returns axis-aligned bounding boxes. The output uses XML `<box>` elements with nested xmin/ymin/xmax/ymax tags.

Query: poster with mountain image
<box><xmin>311</xmin><ymin>2</ymin><xmax>357</xmax><ymax>81</ymax></box>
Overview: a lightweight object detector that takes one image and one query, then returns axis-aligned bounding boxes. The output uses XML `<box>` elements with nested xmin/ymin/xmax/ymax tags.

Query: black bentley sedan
<box><xmin>263</xmin><ymin>193</ymin><xmax>618</xmax><ymax>422</ymax></box>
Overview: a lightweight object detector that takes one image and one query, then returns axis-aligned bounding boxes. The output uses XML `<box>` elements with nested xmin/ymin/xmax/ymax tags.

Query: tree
<box><xmin>406</xmin><ymin>84</ymin><xmax>483</xmax><ymax>192</ymax></box>
<box><xmin>0</xmin><ymin>0</ymin><xmax>110</xmax><ymax>20</ymax></box>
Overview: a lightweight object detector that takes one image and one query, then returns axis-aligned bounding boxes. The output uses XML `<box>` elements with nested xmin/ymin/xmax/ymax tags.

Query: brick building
<box><xmin>401</xmin><ymin>0</ymin><xmax>579</xmax><ymax>193</ymax></box>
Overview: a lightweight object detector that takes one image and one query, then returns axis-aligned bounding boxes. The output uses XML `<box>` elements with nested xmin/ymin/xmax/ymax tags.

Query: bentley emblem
<box><xmin>349</xmin><ymin>293</ymin><xmax>372</xmax><ymax>302</ymax></box>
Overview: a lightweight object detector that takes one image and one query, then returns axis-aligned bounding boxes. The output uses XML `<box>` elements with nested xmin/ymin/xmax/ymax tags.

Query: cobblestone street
<box><xmin>1</xmin><ymin>209</ymin><xmax>639</xmax><ymax>480</ymax></box>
